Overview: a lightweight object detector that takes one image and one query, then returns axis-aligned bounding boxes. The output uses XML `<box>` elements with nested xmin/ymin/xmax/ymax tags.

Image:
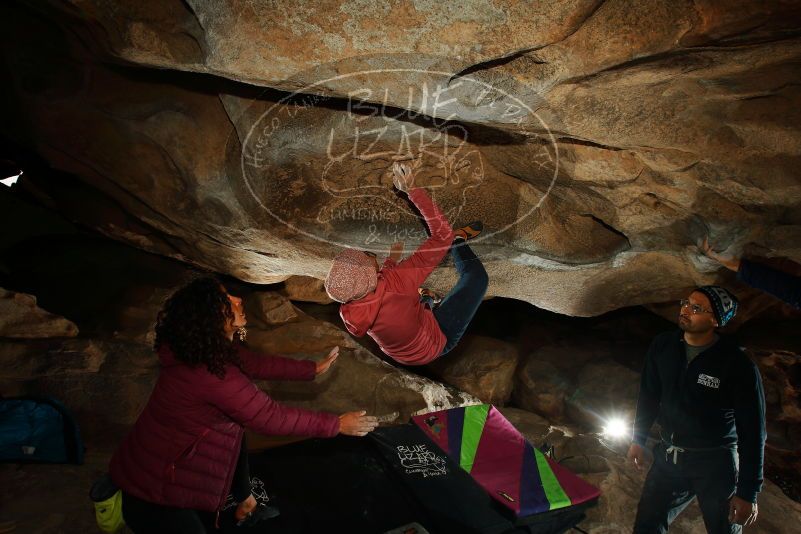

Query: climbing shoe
<box><xmin>419</xmin><ymin>288</ymin><xmax>443</xmax><ymax>309</ymax></box>
<box><xmin>236</xmin><ymin>502</ymin><xmax>281</xmax><ymax>528</ymax></box>
<box><xmin>454</xmin><ymin>221</ymin><xmax>483</xmax><ymax>241</ymax></box>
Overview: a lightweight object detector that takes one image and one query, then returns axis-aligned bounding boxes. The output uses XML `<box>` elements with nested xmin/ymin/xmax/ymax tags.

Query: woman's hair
<box><xmin>154</xmin><ymin>276</ymin><xmax>241</xmax><ymax>378</ymax></box>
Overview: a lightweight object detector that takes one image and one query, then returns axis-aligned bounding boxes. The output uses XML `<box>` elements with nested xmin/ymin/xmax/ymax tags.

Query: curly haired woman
<box><xmin>109</xmin><ymin>277</ymin><xmax>377</xmax><ymax>533</ymax></box>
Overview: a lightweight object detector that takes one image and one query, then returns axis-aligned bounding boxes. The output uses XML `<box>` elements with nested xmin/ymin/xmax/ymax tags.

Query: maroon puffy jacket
<box><xmin>109</xmin><ymin>343</ymin><xmax>340</xmax><ymax>512</ymax></box>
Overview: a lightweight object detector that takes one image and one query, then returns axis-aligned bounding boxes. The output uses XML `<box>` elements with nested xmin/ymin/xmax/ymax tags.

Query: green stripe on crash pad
<box><xmin>533</xmin><ymin>446</ymin><xmax>571</xmax><ymax>510</ymax></box>
<box><xmin>460</xmin><ymin>404</ymin><xmax>490</xmax><ymax>473</ymax></box>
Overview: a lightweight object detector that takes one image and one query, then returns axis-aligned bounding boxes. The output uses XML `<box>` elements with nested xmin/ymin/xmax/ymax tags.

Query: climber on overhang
<box><xmin>324</xmin><ymin>161</ymin><xmax>488</xmax><ymax>366</ymax></box>
<box><xmin>700</xmin><ymin>236</ymin><xmax>801</xmax><ymax>309</ymax></box>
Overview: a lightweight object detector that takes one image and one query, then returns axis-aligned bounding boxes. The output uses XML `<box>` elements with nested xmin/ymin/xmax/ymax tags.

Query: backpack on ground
<box><xmin>0</xmin><ymin>396</ymin><xmax>84</xmax><ymax>464</ymax></box>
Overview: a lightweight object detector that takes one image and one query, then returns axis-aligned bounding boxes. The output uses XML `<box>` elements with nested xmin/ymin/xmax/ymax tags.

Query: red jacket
<box><xmin>109</xmin><ymin>344</ymin><xmax>340</xmax><ymax>512</ymax></box>
<box><xmin>340</xmin><ymin>188</ymin><xmax>454</xmax><ymax>365</ymax></box>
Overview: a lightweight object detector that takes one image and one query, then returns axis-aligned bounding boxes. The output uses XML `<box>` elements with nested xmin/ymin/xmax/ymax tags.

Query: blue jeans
<box><xmin>433</xmin><ymin>241</ymin><xmax>488</xmax><ymax>357</ymax></box>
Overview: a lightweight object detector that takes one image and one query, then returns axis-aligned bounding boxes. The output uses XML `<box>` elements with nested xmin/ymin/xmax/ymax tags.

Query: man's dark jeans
<box><xmin>434</xmin><ymin>241</ymin><xmax>488</xmax><ymax>357</ymax></box>
<box><xmin>633</xmin><ymin>442</ymin><xmax>742</xmax><ymax>534</ymax></box>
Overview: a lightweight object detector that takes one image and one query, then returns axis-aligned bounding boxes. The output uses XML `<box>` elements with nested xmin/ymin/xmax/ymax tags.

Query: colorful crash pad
<box><xmin>413</xmin><ymin>404</ymin><xmax>601</xmax><ymax>517</ymax></box>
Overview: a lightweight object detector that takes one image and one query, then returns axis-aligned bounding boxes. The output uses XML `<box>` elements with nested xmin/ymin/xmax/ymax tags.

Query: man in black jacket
<box><xmin>628</xmin><ymin>285</ymin><xmax>766</xmax><ymax>533</ymax></box>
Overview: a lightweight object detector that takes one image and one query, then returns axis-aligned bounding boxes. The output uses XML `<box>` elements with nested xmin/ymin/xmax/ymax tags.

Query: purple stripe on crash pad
<box><xmin>519</xmin><ymin>440</ymin><xmax>551</xmax><ymax>516</ymax></box>
<box><xmin>546</xmin><ymin>455</ymin><xmax>602</xmax><ymax>506</ymax></box>
<box><xmin>467</xmin><ymin>407</ymin><xmax>524</xmax><ymax>514</ymax></box>
<box><xmin>447</xmin><ymin>406</ymin><xmax>465</xmax><ymax>460</ymax></box>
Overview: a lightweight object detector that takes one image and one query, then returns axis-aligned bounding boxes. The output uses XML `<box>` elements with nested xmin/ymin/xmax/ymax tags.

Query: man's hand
<box><xmin>699</xmin><ymin>236</ymin><xmax>741</xmax><ymax>272</ymax></box>
<box><xmin>392</xmin><ymin>161</ymin><xmax>415</xmax><ymax>193</ymax></box>
<box><xmin>389</xmin><ymin>242</ymin><xmax>404</xmax><ymax>262</ymax></box>
<box><xmin>338</xmin><ymin>411</ymin><xmax>379</xmax><ymax>436</ymax></box>
<box><xmin>315</xmin><ymin>346</ymin><xmax>338</xmax><ymax>376</ymax></box>
<box><xmin>729</xmin><ymin>495</ymin><xmax>758</xmax><ymax>526</ymax></box>
<box><xmin>627</xmin><ymin>443</ymin><xmax>647</xmax><ymax>471</ymax></box>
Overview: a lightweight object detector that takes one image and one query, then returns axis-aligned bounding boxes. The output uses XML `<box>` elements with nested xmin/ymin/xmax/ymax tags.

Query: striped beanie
<box><xmin>324</xmin><ymin>249</ymin><xmax>378</xmax><ymax>303</ymax></box>
<box><xmin>694</xmin><ymin>285</ymin><xmax>739</xmax><ymax>327</ymax></box>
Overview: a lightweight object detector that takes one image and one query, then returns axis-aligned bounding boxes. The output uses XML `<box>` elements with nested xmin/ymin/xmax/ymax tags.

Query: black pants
<box><xmin>633</xmin><ymin>442</ymin><xmax>742</xmax><ymax>534</ymax></box>
<box><xmin>122</xmin><ymin>435</ymin><xmax>252</xmax><ymax>534</ymax></box>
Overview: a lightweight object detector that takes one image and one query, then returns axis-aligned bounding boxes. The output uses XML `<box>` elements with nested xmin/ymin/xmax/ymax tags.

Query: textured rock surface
<box><xmin>566</xmin><ymin>360</ymin><xmax>641</xmax><ymax>428</ymax></box>
<box><xmin>751</xmin><ymin>348</ymin><xmax>801</xmax><ymax>500</ymax></box>
<box><xmin>245</xmin><ymin>290</ymin><xmax>304</xmax><ymax>326</ymax></box>
<box><xmin>426</xmin><ymin>334</ymin><xmax>519</xmax><ymax>405</ymax></box>
<box><xmin>0</xmin><ymin>288</ymin><xmax>79</xmax><ymax>339</ymax></box>
<box><xmin>514</xmin><ymin>358</ymin><xmax>573</xmax><ymax>421</ymax></box>
<box><xmin>514</xmin><ymin>337</ymin><xmax>640</xmax><ymax>424</ymax></box>
<box><xmin>279</xmin><ymin>275</ymin><xmax>335</xmax><ymax>304</ymax></box>
<box><xmin>2</xmin><ymin>1</ymin><xmax>800</xmax><ymax>318</ymax></box>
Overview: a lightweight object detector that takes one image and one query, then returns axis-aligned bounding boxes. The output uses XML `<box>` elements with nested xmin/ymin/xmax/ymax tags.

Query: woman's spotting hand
<box><xmin>315</xmin><ymin>346</ymin><xmax>339</xmax><ymax>376</ymax></box>
<box><xmin>338</xmin><ymin>411</ymin><xmax>379</xmax><ymax>437</ymax></box>
<box><xmin>392</xmin><ymin>161</ymin><xmax>415</xmax><ymax>193</ymax></box>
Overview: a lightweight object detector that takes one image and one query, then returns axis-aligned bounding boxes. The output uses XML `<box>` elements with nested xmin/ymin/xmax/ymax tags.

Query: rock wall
<box><xmin>1</xmin><ymin>1</ymin><xmax>800</xmax><ymax>317</ymax></box>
